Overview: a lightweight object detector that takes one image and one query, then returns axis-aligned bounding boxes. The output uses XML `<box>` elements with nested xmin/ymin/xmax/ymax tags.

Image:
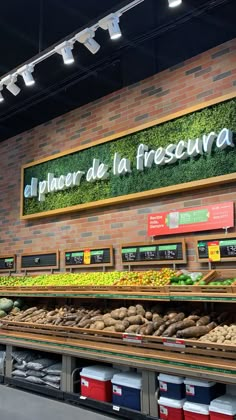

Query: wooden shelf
<box><xmin>0</xmin><ymin>329</ymin><xmax>235</xmax><ymax>384</ymax></box>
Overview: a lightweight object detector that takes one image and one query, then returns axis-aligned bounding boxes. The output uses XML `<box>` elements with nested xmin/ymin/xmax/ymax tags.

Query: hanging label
<box><xmin>160</xmin><ymin>406</ymin><xmax>168</xmax><ymax>416</ymax></box>
<box><xmin>113</xmin><ymin>406</ymin><xmax>120</xmax><ymax>412</ymax></box>
<box><xmin>159</xmin><ymin>381</ymin><xmax>167</xmax><ymax>391</ymax></box>
<box><xmin>186</xmin><ymin>384</ymin><xmax>195</xmax><ymax>396</ymax></box>
<box><xmin>208</xmin><ymin>241</ymin><xmax>220</xmax><ymax>262</ymax></box>
<box><xmin>113</xmin><ymin>385</ymin><xmax>122</xmax><ymax>396</ymax></box>
<box><xmin>122</xmin><ymin>333</ymin><xmax>142</xmax><ymax>344</ymax></box>
<box><xmin>84</xmin><ymin>249</ymin><xmax>91</xmax><ymax>265</ymax></box>
<box><xmin>162</xmin><ymin>338</ymin><xmax>185</xmax><ymax>348</ymax></box>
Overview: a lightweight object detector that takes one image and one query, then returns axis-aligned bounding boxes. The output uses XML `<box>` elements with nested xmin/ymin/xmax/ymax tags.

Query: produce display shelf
<box><xmin>64</xmin><ymin>392</ymin><xmax>157</xmax><ymax>420</ymax></box>
<box><xmin>0</xmin><ymin>287</ymin><xmax>235</xmax><ymax>301</ymax></box>
<box><xmin>0</xmin><ymin>329</ymin><xmax>235</xmax><ymax>384</ymax></box>
<box><xmin>4</xmin><ymin>376</ymin><xmax>64</xmax><ymax>400</ymax></box>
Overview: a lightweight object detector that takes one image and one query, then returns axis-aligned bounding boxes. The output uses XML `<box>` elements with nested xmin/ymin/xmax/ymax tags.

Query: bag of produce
<box><xmin>27</xmin><ymin>358</ymin><xmax>54</xmax><ymax>371</ymax></box>
<box><xmin>26</xmin><ymin>370</ymin><xmax>46</xmax><ymax>378</ymax></box>
<box><xmin>12</xmin><ymin>369</ymin><xmax>27</xmax><ymax>378</ymax></box>
<box><xmin>25</xmin><ymin>376</ymin><xmax>45</xmax><ymax>385</ymax></box>
<box><xmin>14</xmin><ymin>363</ymin><xmax>28</xmax><ymax>371</ymax></box>
<box><xmin>12</xmin><ymin>351</ymin><xmax>39</xmax><ymax>365</ymax></box>
<box><xmin>43</xmin><ymin>363</ymin><xmax>62</xmax><ymax>376</ymax></box>
<box><xmin>44</xmin><ymin>380</ymin><xmax>60</xmax><ymax>389</ymax></box>
<box><xmin>43</xmin><ymin>375</ymin><xmax>61</xmax><ymax>383</ymax></box>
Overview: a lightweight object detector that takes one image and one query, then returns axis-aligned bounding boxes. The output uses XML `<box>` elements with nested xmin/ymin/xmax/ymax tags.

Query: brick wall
<box><xmin>1</xmin><ymin>38</ymin><xmax>236</xmax><ymax>272</ymax></box>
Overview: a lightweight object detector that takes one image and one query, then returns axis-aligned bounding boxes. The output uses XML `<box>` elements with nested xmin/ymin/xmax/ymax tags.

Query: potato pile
<box><xmin>199</xmin><ymin>324</ymin><xmax>236</xmax><ymax>345</ymax></box>
<box><xmin>2</xmin><ymin>303</ymin><xmax>233</xmax><ymax>340</ymax></box>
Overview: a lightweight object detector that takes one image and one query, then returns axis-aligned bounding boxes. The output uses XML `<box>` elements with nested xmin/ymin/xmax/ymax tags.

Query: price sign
<box><xmin>197</xmin><ymin>241</ymin><xmax>208</xmax><ymax>259</ymax></box>
<box><xmin>122</xmin><ymin>248</ymin><xmax>137</xmax><ymax>262</ymax></box>
<box><xmin>208</xmin><ymin>241</ymin><xmax>220</xmax><ymax>262</ymax></box>
<box><xmin>158</xmin><ymin>244</ymin><xmax>177</xmax><ymax>260</ymax></box>
<box><xmin>219</xmin><ymin>240</ymin><xmax>236</xmax><ymax>257</ymax></box>
<box><xmin>84</xmin><ymin>249</ymin><xmax>91</xmax><ymax>265</ymax></box>
<box><xmin>90</xmin><ymin>250</ymin><xmax>104</xmax><ymax>264</ymax></box>
<box><xmin>4</xmin><ymin>258</ymin><xmax>14</xmax><ymax>269</ymax></box>
<box><xmin>139</xmin><ymin>246</ymin><xmax>157</xmax><ymax>261</ymax></box>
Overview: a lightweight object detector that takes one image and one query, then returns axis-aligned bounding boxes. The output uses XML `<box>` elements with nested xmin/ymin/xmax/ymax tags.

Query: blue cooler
<box><xmin>158</xmin><ymin>374</ymin><xmax>185</xmax><ymax>400</ymax></box>
<box><xmin>111</xmin><ymin>372</ymin><xmax>142</xmax><ymax>411</ymax></box>
<box><xmin>184</xmin><ymin>379</ymin><xmax>218</xmax><ymax>404</ymax></box>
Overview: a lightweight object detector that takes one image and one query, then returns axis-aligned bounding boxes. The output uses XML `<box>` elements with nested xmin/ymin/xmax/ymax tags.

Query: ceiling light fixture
<box><xmin>168</xmin><ymin>0</ymin><xmax>182</xmax><ymax>7</ymax></box>
<box><xmin>99</xmin><ymin>13</ymin><xmax>122</xmax><ymax>40</ymax></box>
<box><xmin>2</xmin><ymin>75</ymin><xmax>21</xmax><ymax>96</ymax></box>
<box><xmin>18</xmin><ymin>65</ymin><xmax>35</xmax><ymax>86</ymax></box>
<box><xmin>76</xmin><ymin>28</ymin><xmax>100</xmax><ymax>54</ymax></box>
<box><xmin>55</xmin><ymin>41</ymin><xmax>75</xmax><ymax>64</ymax></box>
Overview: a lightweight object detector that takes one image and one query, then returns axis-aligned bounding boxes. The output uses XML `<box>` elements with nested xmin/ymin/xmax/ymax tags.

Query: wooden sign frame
<box><xmin>0</xmin><ymin>255</ymin><xmax>16</xmax><ymax>272</ymax></box>
<box><xmin>63</xmin><ymin>245</ymin><xmax>114</xmax><ymax>269</ymax></box>
<box><xmin>20</xmin><ymin>92</ymin><xmax>236</xmax><ymax>220</ymax></box>
<box><xmin>20</xmin><ymin>250</ymin><xmax>59</xmax><ymax>271</ymax></box>
<box><xmin>121</xmin><ymin>238</ymin><xmax>187</xmax><ymax>266</ymax></box>
<box><xmin>195</xmin><ymin>232</ymin><xmax>236</xmax><ymax>263</ymax></box>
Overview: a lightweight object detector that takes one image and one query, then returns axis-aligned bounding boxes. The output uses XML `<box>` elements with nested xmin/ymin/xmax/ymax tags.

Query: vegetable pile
<box><xmin>0</xmin><ymin>298</ymin><xmax>24</xmax><ymax>318</ymax></box>
<box><xmin>2</xmin><ymin>302</ymin><xmax>231</xmax><ymax>340</ymax></box>
<box><xmin>170</xmin><ymin>271</ymin><xmax>203</xmax><ymax>286</ymax></box>
<box><xmin>199</xmin><ymin>324</ymin><xmax>236</xmax><ymax>344</ymax></box>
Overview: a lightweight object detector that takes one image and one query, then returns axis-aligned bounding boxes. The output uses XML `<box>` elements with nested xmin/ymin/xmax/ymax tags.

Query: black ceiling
<box><xmin>0</xmin><ymin>0</ymin><xmax>235</xmax><ymax>141</ymax></box>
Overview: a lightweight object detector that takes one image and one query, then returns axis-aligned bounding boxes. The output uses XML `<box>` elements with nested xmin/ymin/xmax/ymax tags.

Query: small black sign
<box><xmin>139</xmin><ymin>246</ymin><xmax>157</xmax><ymax>261</ymax></box>
<box><xmin>197</xmin><ymin>239</ymin><xmax>236</xmax><ymax>259</ymax></box>
<box><xmin>122</xmin><ymin>248</ymin><xmax>137</xmax><ymax>262</ymax></box>
<box><xmin>0</xmin><ymin>257</ymin><xmax>14</xmax><ymax>270</ymax></box>
<box><xmin>91</xmin><ymin>250</ymin><xmax>104</xmax><ymax>264</ymax></box>
<box><xmin>158</xmin><ymin>245</ymin><xmax>178</xmax><ymax>260</ymax></box>
<box><xmin>65</xmin><ymin>252</ymin><xmax>84</xmax><ymax>265</ymax></box>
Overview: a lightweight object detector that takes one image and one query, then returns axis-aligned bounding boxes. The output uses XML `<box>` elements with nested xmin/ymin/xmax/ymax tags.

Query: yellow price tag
<box><xmin>84</xmin><ymin>249</ymin><xmax>91</xmax><ymax>265</ymax></box>
<box><xmin>208</xmin><ymin>241</ymin><xmax>220</xmax><ymax>262</ymax></box>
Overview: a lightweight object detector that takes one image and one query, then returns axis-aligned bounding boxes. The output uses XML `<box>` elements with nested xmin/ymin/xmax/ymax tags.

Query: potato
<box><xmin>136</xmin><ymin>305</ymin><xmax>145</xmax><ymax>316</ymax></box>
<box><xmin>93</xmin><ymin>321</ymin><xmax>105</xmax><ymax>330</ymax></box>
<box><xmin>104</xmin><ymin>326</ymin><xmax>116</xmax><ymax>332</ymax></box>
<box><xmin>115</xmin><ymin>322</ymin><xmax>126</xmax><ymax>332</ymax></box>
<box><xmin>153</xmin><ymin>319</ymin><xmax>165</xmax><ymax>330</ymax></box>
<box><xmin>119</xmin><ymin>309</ymin><xmax>128</xmax><ymax>320</ymax></box>
<box><xmin>152</xmin><ymin>314</ymin><xmax>161</xmax><ymax>322</ymax></box>
<box><xmin>145</xmin><ymin>312</ymin><xmax>153</xmax><ymax>321</ymax></box>
<box><xmin>123</xmin><ymin>319</ymin><xmax>130</xmax><ymax>329</ymax></box>
<box><xmin>91</xmin><ymin>315</ymin><xmax>104</xmax><ymax>322</ymax></box>
<box><xmin>104</xmin><ymin>317</ymin><xmax>117</xmax><ymax>327</ymax></box>
<box><xmin>128</xmin><ymin>306</ymin><xmax>137</xmax><ymax>317</ymax></box>
<box><xmin>125</xmin><ymin>325</ymin><xmax>140</xmax><ymax>333</ymax></box>
<box><xmin>110</xmin><ymin>310</ymin><xmax>120</xmax><ymax>320</ymax></box>
<box><xmin>144</xmin><ymin>322</ymin><xmax>154</xmax><ymax>335</ymax></box>
<box><xmin>127</xmin><ymin>315</ymin><xmax>142</xmax><ymax>325</ymax></box>
<box><xmin>78</xmin><ymin>319</ymin><xmax>92</xmax><ymax>328</ymax></box>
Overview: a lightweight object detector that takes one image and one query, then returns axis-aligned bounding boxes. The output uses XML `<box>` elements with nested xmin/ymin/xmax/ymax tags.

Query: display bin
<box><xmin>80</xmin><ymin>365</ymin><xmax>118</xmax><ymax>402</ymax></box>
<box><xmin>210</xmin><ymin>395</ymin><xmax>236</xmax><ymax>420</ymax></box>
<box><xmin>158</xmin><ymin>396</ymin><xmax>185</xmax><ymax>420</ymax></box>
<box><xmin>158</xmin><ymin>373</ymin><xmax>185</xmax><ymax>400</ymax></box>
<box><xmin>184</xmin><ymin>402</ymin><xmax>210</xmax><ymax>420</ymax></box>
<box><xmin>184</xmin><ymin>379</ymin><xmax>219</xmax><ymax>404</ymax></box>
<box><xmin>111</xmin><ymin>372</ymin><xmax>142</xmax><ymax>411</ymax></box>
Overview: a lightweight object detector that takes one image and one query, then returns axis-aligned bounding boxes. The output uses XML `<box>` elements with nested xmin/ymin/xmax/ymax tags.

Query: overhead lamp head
<box><xmin>168</xmin><ymin>0</ymin><xmax>182</xmax><ymax>7</ymax></box>
<box><xmin>0</xmin><ymin>86</ymin><xmax>4</xmax><ymax>103</ymax></box>
<box><xmin>55</xmin><ymin>41</ymin><xmax>75</xmax><ymax>65</ymax></box>
<box><xmin>18</xmin><ymin>64</ymin><xmax>35</xmax><ymax>86</ymax></box>
<box><xmin>75</xmin><ymin>28</ymin><xmax>100</xmax><ymax>54</ymax></box>
<box><xmin>2</xmin><ymin>75</ymin><xmax>21</xmax><ymax>96</ymax></box>
<box><xmin>99</xmin><ymin>13</ymin><xmax>122</xmax><ymax>40</ymax></box>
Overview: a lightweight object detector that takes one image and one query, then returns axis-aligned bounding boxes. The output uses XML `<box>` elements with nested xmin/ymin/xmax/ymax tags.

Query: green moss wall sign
<box><xmin>21</xmin><ymin>97</ymin><xmax>236</xmax><ymax>219</ymax></box>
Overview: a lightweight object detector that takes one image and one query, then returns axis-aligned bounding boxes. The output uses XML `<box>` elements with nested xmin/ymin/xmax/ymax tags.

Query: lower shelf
<box><xmin>4</xmin><ymin>377</ymin><xmax>64</xmax><ymax>400</ymax></box>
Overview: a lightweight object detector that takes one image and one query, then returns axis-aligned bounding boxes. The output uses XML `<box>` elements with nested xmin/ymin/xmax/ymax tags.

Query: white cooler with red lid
<box><xmin>210</xmin><ymin>395</ymin><xmax>236</xmax><ymax>420</ymax></box>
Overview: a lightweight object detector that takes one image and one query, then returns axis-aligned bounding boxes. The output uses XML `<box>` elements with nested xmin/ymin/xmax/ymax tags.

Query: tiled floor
<box><xmin>0</xmin><ymin>386</ymin><xmax>113</xmax><ymax>420</ymax></box>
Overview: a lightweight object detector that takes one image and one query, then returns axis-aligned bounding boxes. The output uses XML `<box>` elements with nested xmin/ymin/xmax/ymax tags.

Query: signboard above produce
<box><xmin>64</xmin><ymin>246</ymin><xmax>113</xmax><ymax>268</ymax></box>
<box><xmin>20</xmin><ymin>251</ymin><xmax>59</xmax><ymax>271</ymax></box>
<box><xmin>21</xmin><ymin>98</ymin><xmax>236</xmax><ymax>219</ymax></box>
<box><xmin>0</xmin><ymin>255</ymin><xmax>15</xmax><ymax>271</ymax></box>
<box><xmin>196</xmin><ymin>233</ymin><xmax>236</xmax><ymax>262</ymax></box>
<box><xmin>121</xmin><ymin>239</ymin><xmax>186</xmax><ymax>265</ymax></box>
<box><xmin>148</xmin><ymin>202</ymin><xmax>234</xmax><ymax>237</ymax></box>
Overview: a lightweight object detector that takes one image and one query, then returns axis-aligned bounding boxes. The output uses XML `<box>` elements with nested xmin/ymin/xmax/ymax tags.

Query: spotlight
<box><xmin>168</xmin><ymin>0</ymin><xmax>182</xmax><ymax>7</ymax></box>
<box><xmin>0</xmin><ymin>87</ymin><xmax>4</xmax><ymax>102</ymax></box>
<box><xmin>99</xmin><ymin>13</ymin><xmax>122</xmax><ymax>40</ymax></box>
<box><xmin>55</xmin><ymin>41</ymin><xmax>75</xmax><ymax>65</ymax></box>
<box><xmin>18</xmin><ymin>65</ymin><xmax>35</xmax><ymax>86</ymax></box>
<box><xmin>2</xmin><ymin>75</ymin><xmax>21</xmax><ymax>96</ymax></box>
<box><xmin>75</xmin><ymin>28</ymin><xmax>100</xmax><ymax>54</ymax></box>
